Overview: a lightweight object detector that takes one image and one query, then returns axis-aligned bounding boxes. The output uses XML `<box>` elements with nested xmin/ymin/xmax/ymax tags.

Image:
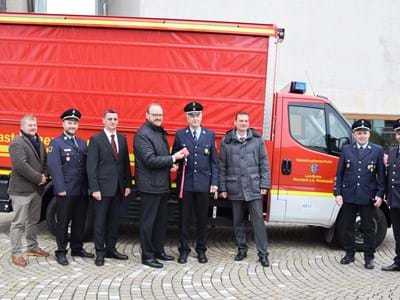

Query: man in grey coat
<box><xmin>219</xmin><ymin>112</ymin><xmax>271</xmax><ymax>267</ymax></box>
<box><xmin>8</xmin><ymin>114</ymin><xmax>49</xmax><ymax>267</ymax></box>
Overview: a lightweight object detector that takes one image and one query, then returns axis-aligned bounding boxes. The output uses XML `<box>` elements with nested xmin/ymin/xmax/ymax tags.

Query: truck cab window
<box><xmin>289</xmin><ymin>105</ymin><xmax>328</xmax><ymax>152</ymax></box>
<box><xmin>327</xmin><ymin>109</ymin><xmax>351</xmax><ymax>154</ymax></box>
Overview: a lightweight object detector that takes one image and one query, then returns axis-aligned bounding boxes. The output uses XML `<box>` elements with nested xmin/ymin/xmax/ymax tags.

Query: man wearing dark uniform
<box><xmin>47</xmin><ymin>109</ymin><xmax>94</xmax><ymax>266</ymax></box>
<box><xmin>334</xmin><ymin>119</ymin><xmax>385</xmax><ymax>269</ymax></box>
<box><xmin>382</xmin><ymin>119</ymin><xmax>400</xmax><ymax>271</ymax></box>
<box><xmin>172</xmin><ymin>102</ymin><xmax>218</xmax><ymax>264</ymax></box>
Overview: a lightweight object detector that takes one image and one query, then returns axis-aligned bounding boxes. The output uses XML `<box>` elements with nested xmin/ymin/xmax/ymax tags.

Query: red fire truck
<box><xmin>0</xmin><ymin>13</ymin><xmax>389</xmax><ymax>248</ymax></box>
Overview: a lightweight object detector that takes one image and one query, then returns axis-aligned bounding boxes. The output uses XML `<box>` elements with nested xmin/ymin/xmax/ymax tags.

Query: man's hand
<box><xmin>374</xmin><ymin>196</ymin><xmax>383</xmax><ymax>208</ymax></box>
<box><xmin>58</xmin><ymin>191</ymin><xmax>67</xmax><ymax>196</ymax></box>
<box><xmin>210</xmin><ymin>185</ymin><xmax>218</xmax><ymax>194</ymax></box>
<box><xmin>124</xmin><ymin>188</ymin><xmax>131</xmax><ymax>197</ymax></box>
<box><xmin>92</xmin><ymin>191</ymin><xmax>102</xmax><ymax>201</ymax></box>
<box><xmin>220</xmin><ymin>192</ymin><xmax>228</xmax><ymax>199</ymax></box>
<box><xmin>260</xmin><ymin>189</ymin><xmax>268</xmax><ymax>195</ymax></box>
<box><xmin>173</xmin><ymin>149</ymin><xmax>185</xmax><ymax>161</ymax></box>
<box><xmin>39</xmin><ymin>174</ymin><xmax>47</xmax><ymax>186</ymax></box>
<box><xmin>335</xmin><ymin>195</ymin><xmax>343</xmax><ymax>206</ymax></box>
<box><xmin>170</xmin><ymin>164</ymin><xmax>179</xmax><ymax>172</ymax></box>
<box><xmin>384</xmin><ymin>153</ymin><xmax>389</xmax><ymax>166</ymax></box>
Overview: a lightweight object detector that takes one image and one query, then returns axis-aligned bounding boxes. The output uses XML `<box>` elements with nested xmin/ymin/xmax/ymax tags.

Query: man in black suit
<box><xmin>86</xmin><ymin>109</ymin><xmax>132</xmax><ymax>266</ymax></box>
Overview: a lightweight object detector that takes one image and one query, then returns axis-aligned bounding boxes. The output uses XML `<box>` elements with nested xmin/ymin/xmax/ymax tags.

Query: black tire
<box><xmin>45</xmin><ymin>197</ymin><xmax>57</xmax><ymax>237</ymax></box>
<box><xmin>46</xmin><ymin>197</ymin><xmax>94</xmax><ymax>242</ymax></box>
<box><xmin>334</xmin><ymin>208</ymin><xmax>387</xmax><ymax>251</ymax></box>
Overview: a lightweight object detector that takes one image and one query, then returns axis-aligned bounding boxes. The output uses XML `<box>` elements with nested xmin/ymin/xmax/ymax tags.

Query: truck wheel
<box><xmin>46</xmin><ymin>197</ymin><xmax>94</xmax><ymax>242</ymax></box>
<box><xmin>45</xmin><ymin>197</ymin><xmax>58</xmax><ymax>237</ymax></box>
<box><xmin>335</xmin><ymin>208</ymin><xmax>387</xmax><ymax>250</ymax></box>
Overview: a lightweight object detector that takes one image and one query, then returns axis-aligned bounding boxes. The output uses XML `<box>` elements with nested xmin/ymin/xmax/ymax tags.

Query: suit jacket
<box><xmin>47</xmin><ymin>134</ymin><xmax>88</xmax><ymax>196</ymax></box>
<box><xmin>334</xmin><ymin>142</ymin><xmax>385</xmax><ymax>205</ymax></box>
<box><xmin>386</xmin><ymin>145</ymin><xmax>400</xmax><ymax>208</ymax></box>
<box><xmin>172</xmin><ymin>126</ymin><xmax>218</xmax><ymax>192</ymax></box>
<box><xmin>8</xmin><ymin>134</ymin><xmax>47</xmax><ymax>196</ymax></box>
<box><xmin>86</xmin><ymin>131</ymin><xmax>132</xmax><ymax>197</ymax></box>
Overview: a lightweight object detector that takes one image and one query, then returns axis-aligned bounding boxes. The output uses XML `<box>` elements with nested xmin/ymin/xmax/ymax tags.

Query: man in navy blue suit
<box><xmin>334</xmin><ymin>119</ymin><xmax>385</xmax><ymax>269</ymax></box>
<box><xmin>382</xmin><ymin>119</ymin><xmax>400</xmax><ymax>271</ymax></box>
<box><xmin>48</xmin><ymin>108</ymin><xmax>94</xmax><ymax>266</ymax></box>
<box><xmin>172</xmin><ymin>102</ymin><xmax>218</xmax><ymax>264</ymax></box>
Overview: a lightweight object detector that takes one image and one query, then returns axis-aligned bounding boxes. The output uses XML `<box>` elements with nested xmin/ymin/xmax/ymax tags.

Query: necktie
<box><xmin>111</xmin><ymin>134</ymin><xmax>118</xmax><ymax>159</ymax></box>
<box><xmin>71</xmin><ymin>136</ymin><xmax>79</xmax><ymax>148</ymax></box>
<box><xmin>358</xmin><ymin>146</ymin><xmax>364</xmax><ymax>156</ymax></box>
<box><xmin>193</xmin><ymin>130</ymin><xmax>198</xmax><ymax>143</ymax></box>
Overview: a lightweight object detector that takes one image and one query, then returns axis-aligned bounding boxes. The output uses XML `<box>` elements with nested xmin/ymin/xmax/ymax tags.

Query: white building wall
<box><xmin>46</xmin><ymin>0</ymin><xmax>97</xmax><ymax>15</ymax></box>
<box><xmin>107</xmin><ymin>0</ymin><xmax>400</xmax><ymax>116</ymax></box>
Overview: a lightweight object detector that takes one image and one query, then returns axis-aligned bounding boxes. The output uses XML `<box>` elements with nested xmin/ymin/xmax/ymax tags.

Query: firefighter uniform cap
<box><xmin>393</xmin><ymin>119</ymin><xmax>400</xmax><ymax>132</ymax></box>
<box><xmin>351</xmin><ymin>119</ymin><xmax>371</xmax><ymax>131</ymax></box>
<box><xmin>60</xmin><ymin>108</ymin><xmax>81</xmax><ymax>121</ymax></box>
<box><xmin>184</xmin><ymin>102</ymin><xmax>203</xmax><ymax>114</ymax></box>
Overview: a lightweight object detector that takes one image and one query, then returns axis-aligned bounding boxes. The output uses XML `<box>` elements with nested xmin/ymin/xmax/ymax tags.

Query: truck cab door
<box><xmin>274</xmin><ymin>95</ymin><xmax>351</xmax><ymax>226</ymax></box>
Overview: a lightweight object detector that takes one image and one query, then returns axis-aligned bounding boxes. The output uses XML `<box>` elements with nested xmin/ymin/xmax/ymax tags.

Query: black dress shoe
<box><xmin>155</xmin><ymin>252</ymin><xmax>175</xmax><ymax>261</ymax></box>
<box><xmin>234</xmin><ymin>251</ymin><xmax>247</xmax><ymax>261</ymax></box>
<box><xmin>340</xmin><ymin>255</ymin><xmax>355</xmax><ymax>265</ymax></box>
<box><xmin>55</xmin><ymin>252</ymin><xmax>69</xmax><ymax>266</ymax></box>
<box><xmin>364</xmin><ymin>258</ymin><xmax>374</xmax><ymax>269</ymax></box>
<box><xmin>95</xmin><ymin>257</ymin><xmax>104</xmax><ymax>266</ymax></box>
<box><xmin>71</xmin><ymin>249</ymin><xmax>95</xmax><ymax>258</ymax></box>
<box><xmin>197</xmin><ymin>252</ymin><xmax>208</xmax><ymax>264</ymax></box>
<box><xmin>382</xmin><ymin>263</ymin><xmax>400</xmax><ymax>271</ymax></box>
<box><xmin>259</xmin><ymin>256</ymin><xmax>270</xmax><ymax>267</ymax></box>
<box><xmin>105</xmin><ymin>250</ymin><xmax>128</xmax><ymax>260</ymax></box>
<box><xmin>142</xmin><ymin>258</ymin><xmax>163</xmax><ymax>268</ymax></box>
<box><xmin>177</xmin><ymin>253</ymin><xmax>188</xmax><ymax>264</ymax></box>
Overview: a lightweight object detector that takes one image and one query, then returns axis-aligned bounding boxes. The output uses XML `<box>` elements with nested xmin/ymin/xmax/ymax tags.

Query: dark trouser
<box><xmin>342</xmin><ymin>202</ymin><xmax>376</xmax><ymax>259</ymax></box>
<box><xmin>231</xmin><ymin>199</ymin><xmax>268</xmax><ymax>257</ymax></box>
<box><xmin>55</xmin><ymin>195</ymin><xmax>88</xmax><ymax>253</ymax></box>
<box><xmin>390</xmin><ymin>208</ymin><xmax>400</xmax><ymax>265</ymax></box>
<box><xmin>139</xmin><ymin>192</ymin><xmax>169</xmax><ymax>259</ymax></box>
<box><xmin>179</xmin><ymin>191</ymin><xmax>209</xmax><ymax>254</ymax></box>
<box><xmin>93</xmin><ymin>191</ymin><xmax>122</xmax><ymax>257</ymax></box>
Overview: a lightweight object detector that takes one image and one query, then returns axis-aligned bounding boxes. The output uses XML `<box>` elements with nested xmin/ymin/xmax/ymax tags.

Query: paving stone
<box><xmin>0</xmin><ymin>213</ymin><xmax>399</xmax><ymax>299</ymax></box>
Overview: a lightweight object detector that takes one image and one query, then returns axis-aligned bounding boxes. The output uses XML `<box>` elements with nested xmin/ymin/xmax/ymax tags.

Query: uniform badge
<box><xmin>368</xmin><ymin>161</ymin><xmax>375</xmax><ymax>173</ymax></box>
<box><xmin>346</xmin><ymin>160</ymin><xmax>351</xmax><ymax>169</ymax></box>
<box><xmin>204</xmin><ymin>147</ymin><xmax>210</xmax><ymax>156</ymax></box>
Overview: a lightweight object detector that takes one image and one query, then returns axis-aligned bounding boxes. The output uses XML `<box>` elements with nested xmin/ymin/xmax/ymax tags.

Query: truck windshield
<box><xmin>289</xmin><ymin>105</ymin><xmax>328</xmax><ymax>152</ymax></box>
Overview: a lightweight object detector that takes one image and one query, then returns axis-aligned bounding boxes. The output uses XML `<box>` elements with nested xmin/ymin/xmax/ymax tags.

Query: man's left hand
<box><xmin>124</xmin><ymin>188</ymin><xmax>131</xmax><ymax>197</ymax></box>
<box><xmin>374</xmin><ymin>196</ymin><xmax>382</xmax><ymax>208</ymax></box>
<box><xmin>260</xmin><ymin>189</ymin><xmax>268</xmax><ymax>195</ymax></box>
<box><xmin>210</xmin><ymin>185</ymin><xmax>218</xmax><ymax>193</ymax></box>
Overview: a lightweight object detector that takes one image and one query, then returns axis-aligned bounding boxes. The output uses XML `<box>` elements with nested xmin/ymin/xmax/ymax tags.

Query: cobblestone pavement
<box><xmin>0</xmin><ymin>213</ymin><xmax>399</xmax><ymax>300</ymax></box>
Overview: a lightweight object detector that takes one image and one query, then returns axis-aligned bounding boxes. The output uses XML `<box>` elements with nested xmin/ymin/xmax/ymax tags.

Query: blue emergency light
<box><xmin>290</xmin><ymin>81</ymin><xmax>306</xmax><ymax>94</ymax></box>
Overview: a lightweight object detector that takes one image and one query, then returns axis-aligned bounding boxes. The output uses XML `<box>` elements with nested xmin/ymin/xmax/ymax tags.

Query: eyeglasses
<box><xmin>149</xmin><ymin>113</ymin><xmax>163</xmax><ymax>118</ymax></box>
<box><xmin>106</xmin><ymin>118</ymin><xmax>118</xmax><ymax>121</ymax></box>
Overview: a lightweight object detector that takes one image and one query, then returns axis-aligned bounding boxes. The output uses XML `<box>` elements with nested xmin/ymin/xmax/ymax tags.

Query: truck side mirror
<box><xmin>336</xmin><ymin>137</ymin><xmax>350</xmax><ymax>152</ymax></box>
<box><xmin>330</xmin><ymin>136</ymin><xmax>350</xmax><ymax>153</ymax></box>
